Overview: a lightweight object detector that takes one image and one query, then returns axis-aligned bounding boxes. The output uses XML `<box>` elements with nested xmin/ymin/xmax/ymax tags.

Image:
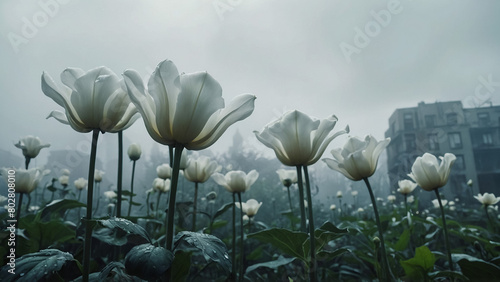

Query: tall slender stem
<box><xmin>237</xmin><ymin>192</ymin><xmax>244</xmax><ymax>282</ymax></box>
<box><xmin>287</xmin><ymin>186</ymin><xmax>294</xmax><ymax>213</ymax></box>
<box><xmin>435</xmin><ymin>190</ymin><xmax>454</xmax><ymax>271</ymax></box>
<box><xmin>93</xmin><ymin>182</ymin><xmax>100</xmax><ymax>217</ymax></box>
<box><xmin>303</xmin><ymin>166</ymin><xmax>317</xmax><ymax>282</ymax></box>
<box><xmin>16</xmin><ymin>193</ymin><xmax>24</xmax><ymax>223</ymax></box>
<box><xmin>127</xmin><ymin>160</ymin><xmax>137</xmax><ymax>217</ymax></box>
<box><xmin>192</xmin><ymin>182</ymin><xmax>198</xmax><ymax>231</ymax></box>
<box><xmin>363</xmin><ymin>177</ymin><xmax>392</xmax><ymax>282</ymax></box>
<box><xmin>296</xmin><ymin>165</ymin><xmax>307</xmax><ymax>232</ymax></box>
<box><xmin>83</xmin><ymin>129</ymin><xmax>99</xmax><ymax>282</ymax></box>
<box><xmin>165</xmin><ymin>144</ymin><xmax>183</xmax><ymax>251</ymax></box>
<box><xmin>404</xmin><ymin>194</ymin><xmax>408</xmax><ymax>213</ymax></box>
<box><xmin>156</xmin><ymin>191</ymin><xmax>162</xmax><ymax>216</ymax></box>
<box><xmin>232</xmin><ymin>193</ymin><xmax>237</xmax><ymax>279</ymax></box>
<box><xmin>117</xmin><ymin>131</ymin><xmax>123</xmax><ymax>217</ymax></box>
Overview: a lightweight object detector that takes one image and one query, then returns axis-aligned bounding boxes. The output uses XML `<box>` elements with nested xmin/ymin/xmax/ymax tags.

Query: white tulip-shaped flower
<box><xmin>157</xmin><ymin>164</ymin><xmax>172</xmax><ymax>180</ymax></box>
<box><xmin>179</xmin><ymin>150</ymin><xmax>190</xmax><ymax>170</ymax></box>
<box><xmin>59</xmin><ymin>175</ymin><xmax>69</xmax><ymax>186</ymax></box>
<box><xmin>387</xmin><ymin>195</ymin><xmax>396</xmax><ymax>203</ymax></box>
<box><xmin>94</xmin><ymin>170</ymin><xmax>105</xmax><ymax>183</ymax></box>
<box><xmin>15</xmin><ymin>136</ymin><xmax>50</xmax><ymax>159</ymax></box>
<box><xmin>127</xmin><ymin>143</ymin><xmax>142</xmax><ymax>161</ymax></box>
<box><xmin>323</xmin><ymin>135</ymin><xmax>390</xmax><ymax>181</ymax></box>
<box><xmin>255</xmin><ymin>110</ymin><xmax>348</xmax><ymax>166</ymax></box>
<box><xmin>123</xmin><ymin>59</ymin><xmax>256</xmax><ymax>150</ymax></box>
<box><xmin>408</xmin><ymin>153</ymin><xmax>456</xmax><ymax>191</ymax></box>
<box><xmin>42</xmin><ymin>66</ymin><xmax>139</xmax><ymax>133</ymax></box>
<box><xmin>104</xmin><ymin>191</ymin><xmax>117</xmax><ymax>200</ymax></box>
<box><xmin>236</xmin><ymin>199</ymin><xmax>263</xmax><ymax>217</ymax></box>
<box><xmin>276</xmin><ymin>169</ymin><xmax>297</xmax><ymax>187</ymax></box>
<box><xmin>397</xmin><ymin>180</ymin><xmax>417</xmax><ymax>195</ymax></box>
<box><xmin>61</xmin><ymin>169</ymin><xmax>71</xmax><ymax>176</ymax></box>
<box><xmin>212</xmin><ymin>170</ymin><xmax>259</xmax><ymax>193</ymax></box>
<box><xmin>183</xmin><ymin>156</ymin><xmax>219</xmax><ymax>183</ymax></box>
<box><xmin>474</xmin><ymin>193</ymin><xmax>500</xmax><ymax>206</ymax></box>
<box><xmin>153</xmin><ymin>178</ymin><xmax>171</xmax><ymax>193</ymax></box>
<box><xmin>74</xmin><ymin>178</ymin><xmax>88</xmax><ymax>190</ymax></box>
<box><xmin>432</xmin><ymin>199</ymin><xmax>448</xmax><ymax>208</ymax></box>
<box><xmin>330</xmin><ymin>204</ymin><xmax>336</xmax><ymax>210</ymax></box>
<box><xmin>1</xmin><ymin>168</ymin><xmax>45</xmax><ymax>194</ymax></box>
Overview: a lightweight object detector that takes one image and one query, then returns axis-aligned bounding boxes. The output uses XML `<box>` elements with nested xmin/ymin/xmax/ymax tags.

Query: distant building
<box><xmin>385</xmin><ymin>101</ymin><xmax>500</xmax><ymax>203</ymax></box>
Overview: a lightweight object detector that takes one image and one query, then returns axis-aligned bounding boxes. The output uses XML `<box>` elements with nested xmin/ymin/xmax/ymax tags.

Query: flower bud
<box><xmin>128</xmin><ymin>143</ymin><xmax>142</xmax><ymax>161</ymax></box>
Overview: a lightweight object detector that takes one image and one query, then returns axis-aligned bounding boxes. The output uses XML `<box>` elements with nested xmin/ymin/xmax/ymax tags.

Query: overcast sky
<box><xmin>1</xmin><ymin>0</ymin><xmax>499</xmax><ymax>168</ymax></box>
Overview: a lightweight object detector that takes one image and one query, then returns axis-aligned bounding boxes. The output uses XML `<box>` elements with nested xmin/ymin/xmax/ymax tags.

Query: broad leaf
<box><xmin>245</xmin><ymin>256</ymin><xmax>296</xmax><ymax>274</ymax></box>
<box><xmin>394</xmin><ymin>228</ymin><xmax>411</xmax><ymax>251</ymax></box>
<box><xmin>454</xmin><ymin>254</ymin><xmax>500</xmax><ymax>280</ymax></box>
<box><xmin>214</xmin><ymin>202</ymin><xmax>234</xmax><ymax>220</ymax></box>
<box><xmin>124</xmin><ymin>244</ymin><xmax>173</xmax><ymax>280</ymax></box>
<box><xmin>174</xmin><ymin>231</ymin><xmax>231</xmax><ymax>273</ymax></box>
<box><xmin>171</xmin><ymin>250</ymin><xmax>192</xmax><ymax>282</ymax></box>
<box><xmin>0</xmin><ymin>249</ymin><xmax>80</xmax><ymax>282</ymax></box>
<box><xmin>248</xmin><ymin>228</ymin><xmax>309</xmax><ymax>262</ymax></box>
<box><xmin>400</xmin><ymin>245</ymin><xmax>436</xmax><ymax>280</ymax></box>
<box><xmin>93</xmin><ymin>217</ymin><xmax>151</xmax><ymax>246</ymax></box>
<box><xmin>38</xmin><ymin>199</ymin><xmax>86</xmax><ymax>220</ymax></box>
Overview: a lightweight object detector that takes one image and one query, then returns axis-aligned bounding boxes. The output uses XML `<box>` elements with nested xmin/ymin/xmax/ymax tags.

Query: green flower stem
<box><xmin>192</xmin><ymin>182</ymin><xmax>199</xmax><ymax>231</ymax></box>
<box><xmin>156</xmin><ymin>191</ymin><xmax>162</xmax><ymax>216</ymax></box>
<box><xmin>287</xmin><ymin>186</ymin><xmax>294</xmax><ymax>230</ymax></box>
<box><xmin>484</xmin><ymin>205</ymin><xmax>492</xmax><ymax>223</ymax></box>
<box><xmin>435</xmin><ymin>190</ymin><xmax>454</xmax><ymax>271</ymax></box>
<box><xmin>78</xmin><ymin>189</ymin><xmax>82</xmax><ymax>220</ymax></box>
<box><xmin>237</xmin><ymin>192</ymin><xmax>245</xmax><ymax>281</ymax></box>
<box><xmin>169</xmin><ymin>146</ymin><xmax>174</xmax><ymax>167</ymax></box>
<box><xmin>117</xmin><ymin>130</ymin><xmax>123</xmax><ymax>217</ymax></box>
<box><xmin>303</xmin><ymin>165</ymin><xmax>317</xmax><ymax>282</ymax></box>
<box><xmin>83</xmin><ymin>129</ymin><xmax>99</xmax><ymax>282</ymax></box>
<box><xmin>165</xmin><ymin>144</ymin><xmax>183</xmax><ymax>251</ymax></box>
<box><xmin>146</xmin><ymin>192</ymin><xmax>151</xmax><ymax>217</ymax></box>
<box><xmin>93</xmin><ymin>182</ymin><xmax>100</xmax><ymax>217</ymax></box>
<box><xmin>16</xmin><ymin>193</ymin><xmax>24</xmax><ymax>223</ymax></box>
<box><xmin>127</xmin><ymin>160</ymin><xmax>137</xmax><ymax>217</ymax></box>
<box><xmin>232</xmin><ymin>193</ymin><xmax>237</xmax><ymax>278</ymax></box>
<box><xmin>363</xmin><ymin>177</ymin><xmax>392</xmax><ymax>282</ymax></box>
<box><xmin>296</xmin><ymin>165</ymin><xmax>307</xmax><ymax>233</ymax></box>
<box><xmin>404</xmin><ymin>194</ymin><xmax>408</xmax><ymax>213</ymax></box>
<box><xmin>26</xmin><ymin>194</ymin><xmax>31</xmax><ymax>212</ymax></box>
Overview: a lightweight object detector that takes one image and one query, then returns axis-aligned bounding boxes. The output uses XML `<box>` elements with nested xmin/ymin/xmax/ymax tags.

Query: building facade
<box><xmin>385</xmin><ymin>101</ymin><xmax>500</xmax><ymax>203</ymax></box>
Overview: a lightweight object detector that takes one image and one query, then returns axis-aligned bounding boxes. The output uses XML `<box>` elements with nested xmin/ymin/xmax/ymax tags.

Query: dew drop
<box><xmin>20</xmin><ymin>273</ymin><xmax>25</xmax><ymax>277</ymax></box>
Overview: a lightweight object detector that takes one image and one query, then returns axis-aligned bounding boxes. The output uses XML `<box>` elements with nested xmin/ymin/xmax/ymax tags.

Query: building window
<box><xmin>404</xmin><ymin>113</ymin><xmax>414</xmax><ymax>130</ymax></box>
<box><xmin>428</xmin><ymin>133</ymin><xmax>439</xmax><ymax>150</ymax></box>
<box><xmin>455</xmin><ymin>155</ymin><xmax>465</xmax><ymax>170</ymax></box>
<box><xmin>447</xmin><ymin>113</ymin><xmax>458</xmax><ymax>125</ymax></box>
<box><xmin>478</xmin><ymin>112</ymin><xmax>490</xmax><ymax>126</ymax></box>
<box><xmin>404</xmin><ymin>134</ymin><xmax>416</xmax><ymax>152</ymax></box>
<box><xmin>448</xmin><ymin>132</ymin><xmax>462</xmax><ymax>149</ymax></box>
<box><xmin>482</xmin><ymin>132</ymin><xmax>493</xmax><ymax>145</ymax></box>
<box><xmin>425</xmin><ymin>115</ymin><xmax>436</xmax><ymax>127</ymax></box>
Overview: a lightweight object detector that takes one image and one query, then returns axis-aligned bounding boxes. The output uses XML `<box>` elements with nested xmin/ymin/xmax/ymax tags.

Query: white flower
<box><xmin>387</xmin><ymin>195</ymin><xmax>396</xmax><ymax>203</ymax></box>
<box><xmin>397</xmin><ymin>180</ymin><xmax>417</xmax><ymax>195</ymax></box>
<box><xmin>1</xmin><ymin>168</ymin><xmax>45</xmax><ymax>194</ymax></box>
<box><xmin>104</xmin><ymin>191</ymin><xmax>117</xmax><ymax>200</ymax></box>
<box><xmin>474</xmin><ymin>193</ymin><xmax>500</xmax><ymax>206</ymax></box>
<box><xmin>157</xmin><ymin>164</ymin><xmax>172</xmax><ymax>180</ymax></box>
<box><xmin>212</xmin><ymin>170</ymin><xmax>259</xmax><ymax>193</ymax></box>
<box><xmin>42</xmin><ymin>66</ymin><xmax>139</xmax><ymax>133</ymax></box>
<box><xmin>432</xmin><ymin>199</ymin><xmax>448</xmax><ymax>208</ymax></box>
<box><xmin>276</xmin><ymin>169</ymin><xmax>297</xmax><ymax>187</ymax></box>
<box><xmin>255</xmin><ymin>110</ymin><xmax>348</xmax><ymax>166</ymax></box>
<box><xmin>123</xmin><ymin>59</ymin><xmax>255</xmax><ymax>150</ymax></box>
<box><xmin>337</xmin><ymin>191</ymin><xmax>343</xmax><ymax>198</ymax></box>
<box><xmin>407</xmin><ymin>195</ymin><xmax>415</xmax><ymax>203</ymax></box>
<box><xmin>323</xmin><ymin>135</ymin><xmax>390</xmax><ymax>181</ymax></box>
<box><xmin>409</xmin><ymin>153</ymin><xmax>456</xmax><ymax>191</ymax></box>
<box><xmin>59</xmin><ymin>175</ymin><xmax>69</xmax><ymax>186</ymax></box>
<box><xmin>351</xmin><ymin>191</ymin><xmax>358</xmax><ymax>197</ymax></box>
<box><xmin>94</xmin><ymin>170</ymin><xmax>105</xmax><ymax>183</ymax></box>
<box><xmin>15</xmin><ymin>136</ymin><xmax>50</xmax><ymax>159</ymax></box>
<box><xmin>330</xmin><ymin>204</ymin><xmax>336</xmax><ymax>210</ymax></box>
<box><xmin>357</xmin><ymin>208</ymin><xmax>364</xmax><ymax>213</ymax></box>
<box><xmin>152</xmin><ymin>178</ymin><xmax>171</xmax><ymax>193</ymax></box>
<box><xmin>127</xmin><ymin>143</ymin><xmax>142</xmax><ymax>161</ymax></box>
<box><xmin>74</xmin><ymin>178</ymin><xmax>88</xmax><ymax>190</ymax></box>
<box><xmin>61</xmin><ymin>169</ymin><xmax>71</xmax><ymax>176</ymax></box>
<box><xmin>183</xmin><ymin>156</ymin><xmax>219</xmax><ymax>183</ymax></box>
<box><xmin>235</xmin><ymin>199</ymin><xmax>263</xmax><ymax>217</ymax></box>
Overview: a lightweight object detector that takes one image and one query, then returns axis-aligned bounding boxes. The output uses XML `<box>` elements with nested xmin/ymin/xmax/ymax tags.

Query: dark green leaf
<box><xmin>93</xmin><ymin>217</ymin><xmax>151</xmax><ymax>246</ymax></box>
<box><xmin>428</xmin><ymin>270</ymin><xmax>470</xmax><ymax>281</ymax></box>
<box><xmin>317</xmin><ymin>248</ymin><xmax>351</xmax><ymax>261</ymax></box>
<box><xmin>214</xmin><ymin>202</ymin><xmax>234</xmax><ymax>220</ymax></box>
<box><xmin>38</xmin><ymin>199</ymin><xmax>86</xmax><ymax>220</ymax></box>
<box><xmin>455</xmin><ymin>254</ymin><xmax>500</xmax><ymax>280</ymax></box>
<box><xmin>121</xmin><ymin>190</ymin><xmax>137</xmax><ymax>197</ymax></box>
<box><xmin>171</xmin><ymin>250</ymin><xmax>192</xmax><ymax>282</ymax></box>
<box><xmin>0</xmin><ymin>249</ymin><xmax>79</xmax><ymax>282</ymax></box>
<box><xmin>245</xmin><ymin>256</ymin><xmax>296</xmax><ymax>274</ymax></box>
<box><xmin>174</xmin><ymin>231</ymin><xmax>231</xmax><ymax>273</ymax></box>
<box><xmin>394</xmin><ymin>228</ymin><xmax>411</xmax><ymax>251</ymax></box>
<box><xmin>124</xmin><ymin>244</ymin><xmax>173</xmax><ymax>280</ymax></box>
<box><xmin>248</xmin><ymin>228</ymin><xmax>308</xmax><ymax>262</ymax></box>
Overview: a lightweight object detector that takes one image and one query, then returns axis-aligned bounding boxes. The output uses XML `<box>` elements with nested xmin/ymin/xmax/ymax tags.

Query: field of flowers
<box><xmin>1</xmin><ymin>58</ymin><xmax>499</xmax><ymax>281</ymax></box>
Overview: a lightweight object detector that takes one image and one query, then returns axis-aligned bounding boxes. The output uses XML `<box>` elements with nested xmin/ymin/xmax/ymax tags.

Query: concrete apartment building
<box><xmin>385</xmin><ymin>101</ymin><xmax>500</xmax><ymax>203</ymax></box>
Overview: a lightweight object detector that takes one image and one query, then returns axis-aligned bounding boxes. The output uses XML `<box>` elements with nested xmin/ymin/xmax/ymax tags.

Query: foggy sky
<box><xmin>1</xmin><ymin>0</ymin><xmax>499</xmax><ymax>168</ymax></box>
